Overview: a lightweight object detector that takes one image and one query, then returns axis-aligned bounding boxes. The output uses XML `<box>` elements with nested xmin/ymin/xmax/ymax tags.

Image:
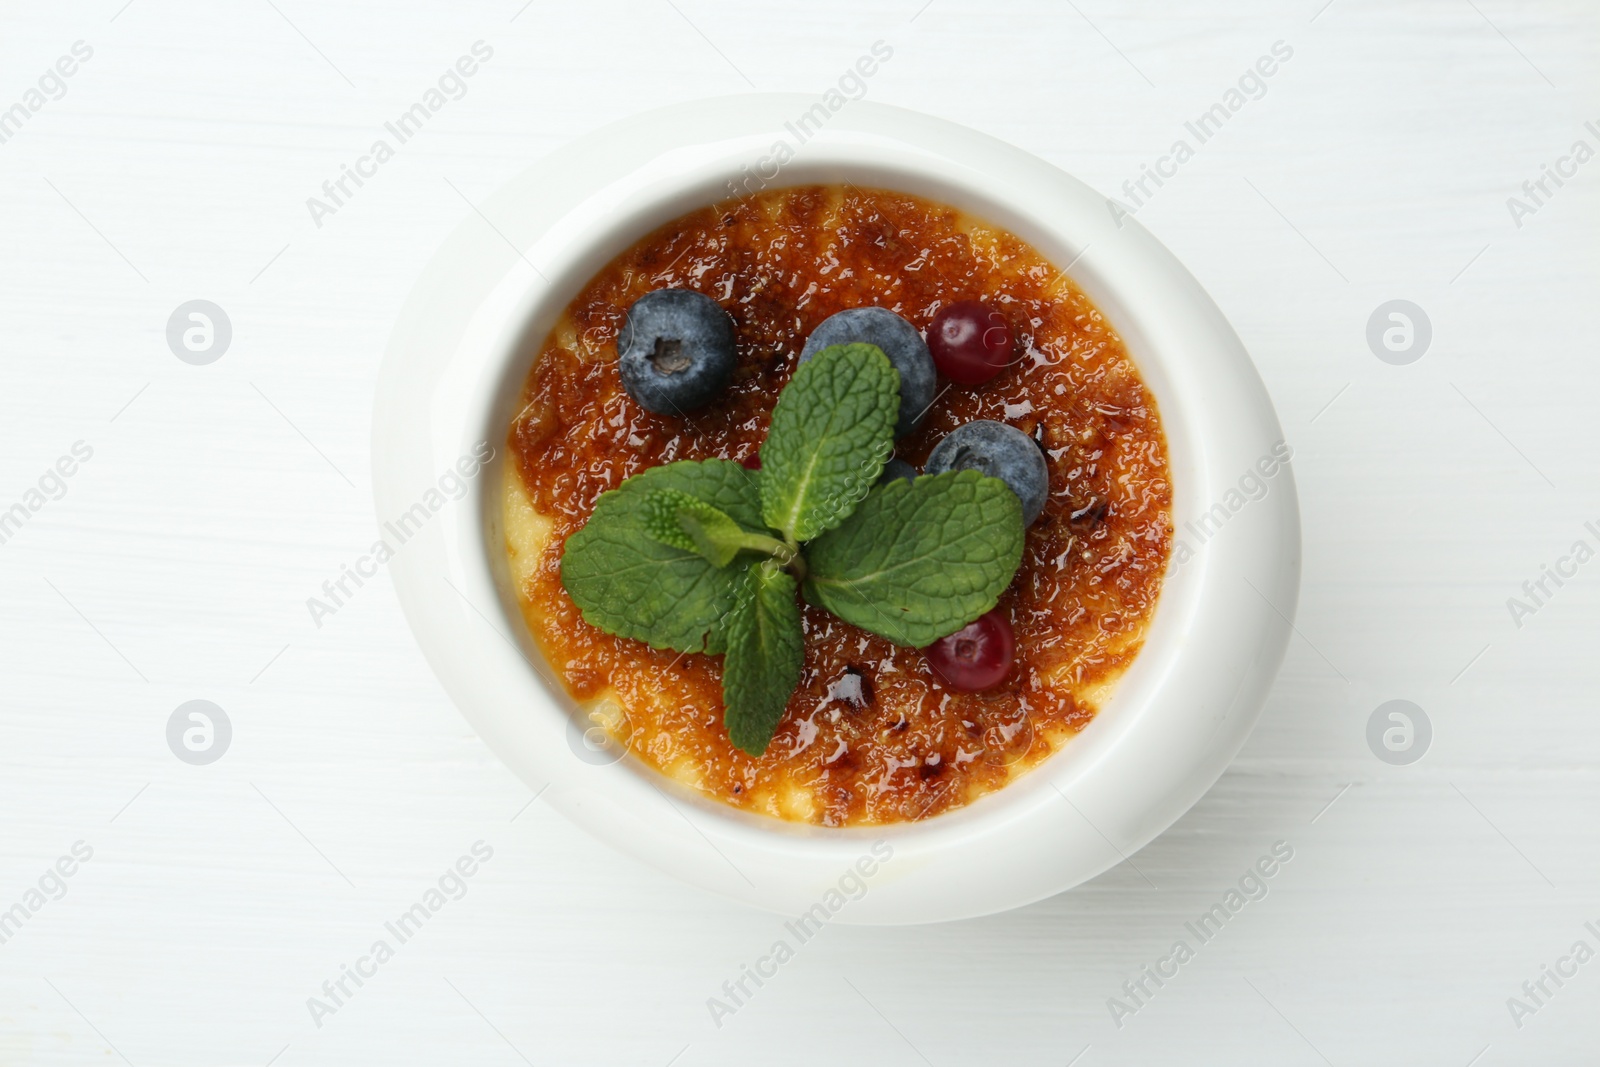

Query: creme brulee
<box><xmin>502</xmin><ymin>184</ymin><xmax>1172</xmax><ymax>826</ymax></box>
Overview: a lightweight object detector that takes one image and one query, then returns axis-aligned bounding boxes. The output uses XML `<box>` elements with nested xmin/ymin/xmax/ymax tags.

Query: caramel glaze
<box><xmin>507</xmin><ymin>184</ymin><xmax>1171</xmax><ymax>826</ymax></box>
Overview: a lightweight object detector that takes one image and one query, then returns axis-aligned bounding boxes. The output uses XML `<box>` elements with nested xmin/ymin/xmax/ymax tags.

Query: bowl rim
<box><xmin>372</xmin><ymin>94</ymin><xmax>1301</xmax><ymax>924</ymax></box>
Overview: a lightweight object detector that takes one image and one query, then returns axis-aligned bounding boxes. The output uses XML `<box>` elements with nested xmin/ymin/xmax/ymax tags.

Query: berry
<box><xmin>617</xmin><ymin>289</ymin><xmax>736</xmax><ymax>415</ymax></box>
<box><xmin>926</xmin><ymin>609</ymin><xmax>1014</xmax><ymax>691</ymax></box>
<box><xmin>928</xmin><ymin>300</ymin><xmax>1013</xmax><ymax>385</ymax></box>
<box><xmin>924</xmin><ymin>420</ymin><xmax>1049</xmax><ymax>525</ymax></box>
<box><xmin>799</xmin><ymin>307</ymin><xmax>936</xmax><ymax>438</ymax></box>
<box><xmin>877</xmin><ymin>457</ymin><xmax>918</xmax><ymax>486</ymax></box>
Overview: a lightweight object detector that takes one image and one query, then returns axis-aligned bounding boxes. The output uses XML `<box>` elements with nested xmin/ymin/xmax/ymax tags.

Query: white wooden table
<box><xmin>2</xmin><ymin>1</ymin><xmax>1596</xmax><ymax>1063</ymax></box>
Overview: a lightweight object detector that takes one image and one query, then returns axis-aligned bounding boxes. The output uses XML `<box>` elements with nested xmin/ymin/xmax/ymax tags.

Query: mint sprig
<box><xmin>560</xmin><ymin>343</ymin><xmax>1025</xmax><ymax>755</ymax></box>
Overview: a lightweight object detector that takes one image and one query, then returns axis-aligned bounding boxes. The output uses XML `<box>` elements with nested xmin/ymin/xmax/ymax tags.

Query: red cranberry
<box><xmin>928</xmin><ymin>300</ymin><xmax>1013</xmax><ymax>385</ymax></box>
<box><xmin>741</xmin><ymin>453</ymin><xmax>761</xmax><ymax>470</ymax></box>
<box><xmin>926</xmin><ymin>609</ymin><xmax>1014</xmax><ymax>691</ymax></box>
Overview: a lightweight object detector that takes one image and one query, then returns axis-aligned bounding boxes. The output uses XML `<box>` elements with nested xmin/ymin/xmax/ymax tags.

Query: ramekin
<box><xmin>371</xmin><ymin>95</ymin><xmax>1300</xmax><ymax>924</ymax></box>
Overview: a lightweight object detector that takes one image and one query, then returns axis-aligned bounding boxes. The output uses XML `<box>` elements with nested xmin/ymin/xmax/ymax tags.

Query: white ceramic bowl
<box><xmin>372</xmin><ymin>95</ymin><xmax>1300</xmax><ymax>924</ymax></box>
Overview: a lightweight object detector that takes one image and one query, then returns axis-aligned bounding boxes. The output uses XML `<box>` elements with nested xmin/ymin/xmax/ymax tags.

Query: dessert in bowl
<box><xmin>372</xmin><ymin>97</ymin><xmax>1299</xmax><ymax>922</ymax></box>
<box><xmin>501</xmin><ymin>184</ymin><xmax>1172</xmax><ymax>827</ymax></box>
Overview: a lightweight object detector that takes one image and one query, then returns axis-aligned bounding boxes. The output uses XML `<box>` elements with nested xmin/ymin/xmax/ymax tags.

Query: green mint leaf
<box><xmin>561</xmin><ymin>459</ymin><xmax>763</xmax><ymax>653</ymax></box>
<box><xmin>759</xmin><ymin>343</ymin><xmax>898</xmax><ymax>542</ymax></box>
<box><xmin>722</xmin><ymin>561</ymin><xmax>804</xmax><ymax>756</ymax></box>
<box><xmin>801</xmin><ymin>470</ymin><xmax>1024</xmax><ymax>647</ymax></box>
<box><xmin>641</xmin><ymin>487</ymin><xmax>798</xmax><ymax>569</ymax></box>
<box><xmin>641</xmin><ymin>488</ymin><xmax>747</xmax><ymax>566</ymax></box>
<box><xmin>677</xmin><ymin>507</ymin><xmax>749</xmax><ymax>568</ymax></box>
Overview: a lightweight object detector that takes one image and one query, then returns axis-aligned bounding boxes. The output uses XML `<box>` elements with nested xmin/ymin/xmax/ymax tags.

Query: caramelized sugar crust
<box><xmin>506</xmin><ymin>185</ymin><xmax>1171</xmax><ymax>826</ymax></box>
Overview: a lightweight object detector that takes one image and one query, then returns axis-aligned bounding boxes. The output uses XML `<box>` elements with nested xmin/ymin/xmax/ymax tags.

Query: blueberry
<box><xmin>800</xmin><ymin>307</ymin><xmax>936</xmax><ymax>438</ymax></box>
<box><xmin>924</xmin><ymin>420</ymin><xmax>1049</xmax><ymax>525</ymax></box>
<box><xmin>877</xmin><ymin>457</ymin><xmax>918</xmax><ymax>486</ymax></box>
<box><xmin>618</xmin><ymin>289</ymin><xmax>736</xmax><ymax>415</ymax></box>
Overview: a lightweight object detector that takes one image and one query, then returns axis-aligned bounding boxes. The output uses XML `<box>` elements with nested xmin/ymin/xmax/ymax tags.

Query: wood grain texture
<box><xmin>0</xmin><ymin>1</ymin><xmax>1596</xmax><ymax>1064</ymax></box>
